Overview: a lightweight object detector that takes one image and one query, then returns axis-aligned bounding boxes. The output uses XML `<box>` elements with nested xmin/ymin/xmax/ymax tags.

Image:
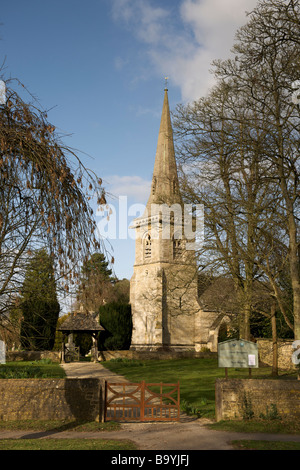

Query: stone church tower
<box><xmin>130</xmin><ymin>88</ymin><xmax>201</xmax><ymax>351</ymax></box>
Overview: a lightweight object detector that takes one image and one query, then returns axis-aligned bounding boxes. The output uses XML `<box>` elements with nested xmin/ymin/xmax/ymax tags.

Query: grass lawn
<box><xmin>0</xmin><ymin>438</ymin><xmax>138</xmax><ymax>450</ymax></box>
<box><xmin>231</xmin><ymin>440</ymin><xmax>300</xmax><ymax>451</ymax></box>
<box><xmin>0</xmin><ymin>360</ymin><xmax>66</xmax><ymax>378</ymax></box>
<box><xmin>0</xmin><ymin>419</ymin><xmax>121</xmax><ymax>432</ymax></box>
<box><xmin>209</xmin><ymin>418</ymin><xmax>300</xmax><ymax>434</ymax></box>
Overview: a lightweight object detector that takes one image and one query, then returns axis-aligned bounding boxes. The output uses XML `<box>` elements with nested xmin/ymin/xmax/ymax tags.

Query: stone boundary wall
<box><xmin>0</xmin><ymin>378</ymin><xmax>103</xmax><ymax>422</ymax></box>
<box><xmin>6</xmin><ymin>350</ymin><xmax>61</xmax><ymax>362</ymax></box>
<box><xmin>256</xmin><ymin>339</ymin><xmax>295</xmax><ymax>369</ymax></box>
<box><xmin>99</xmin><ymin>341</ymin><xmax>295</xmax><ymax>367</ymax></box>
<box><xmin>6</xmin><ymin>349</ymin><xmax>217</xmax><ymax>363</ymax></box>
<box><xmin>98</xmin><ymin>350</ymin><xmax>217</xmax><ymax>361</ymax></box>
<box><xmin>4</xmin><ymin>341</ymin><xmax>295</xmax><ymax>369</ymax></box>
<box><xmin>215</xmin><ymin>378</ymin><xmax>300</xmax><ymax>421</ymax></box>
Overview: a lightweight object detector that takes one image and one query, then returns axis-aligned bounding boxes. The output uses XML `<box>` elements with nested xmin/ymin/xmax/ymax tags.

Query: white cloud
<box><xmin>104</xmin><ymin>175</ymin><xmax>151</xmax><ymax>204</ymax></box>
<box><xmin>111</xmin><ymin>0</ymin><xmax>258</xmax><ymax>102</ymax></box>
<box><xmin>114</xmin><ymin>56</ymin><xmax>129</xmax><ymax>71</ymax></box>
<box><xmin>111</xmin><ymin>0</ymin><xmax>169</xmax><ymax>45</ymax></box>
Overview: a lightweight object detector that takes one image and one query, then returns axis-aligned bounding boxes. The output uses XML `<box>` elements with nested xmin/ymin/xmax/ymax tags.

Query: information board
<box><xmin>218</xmin><ymin>339</ymin><xmax>258</xmax><ymax>369</ymax></box>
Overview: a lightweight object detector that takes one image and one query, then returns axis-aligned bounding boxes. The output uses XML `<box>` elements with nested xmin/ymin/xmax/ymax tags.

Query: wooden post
<box><xmin>177</xmin><ymin>381</ymin><xmax>180</xmax><ymax>421</ymax></box>
<box><xmin>225</xmin><ymin>367</ymin><xmax>228</xmax><ymax>379</ymax></box>
<box><xmin>271</xmin><ymin>302</ymin><xmax>278</xmax><ymax>376</ymax></box>
<box><xmin>141</xmin><ymin>381</ymin><xmax>145</xmax><ymax>422</ymax></box>
<box><xmin>104</xmin><ymin>381</ymin><xmax>108</xmax><ymax>422</ymax></box>
<box><xmin>61</xmin><ymin>335</ymin><xmax>65</xmax><ymax>363</ymax></box>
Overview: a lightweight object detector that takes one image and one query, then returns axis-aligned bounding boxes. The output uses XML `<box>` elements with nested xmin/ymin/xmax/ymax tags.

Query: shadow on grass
<box><xmin>11</xmin><ymin>419</ymin><xmax>121</xmax><ymax>439</ymax></box>
<box><xmin>15</xmin><ymin>420</ymin><xmax>89</xmax><ymax>439</ymax></box>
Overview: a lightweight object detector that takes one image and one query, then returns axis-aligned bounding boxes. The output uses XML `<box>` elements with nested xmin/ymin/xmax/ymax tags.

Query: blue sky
<box><xmin>0</xmin><ymin>0</ymin><xmax>258</xmax><ymax>281</ymax></box>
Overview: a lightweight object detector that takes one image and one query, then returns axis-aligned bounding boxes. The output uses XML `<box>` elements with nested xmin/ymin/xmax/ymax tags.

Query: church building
<box><xmin>130</xmin><ymin>88</ymin><xmax>205</xmax><ymax>351</ymax></box>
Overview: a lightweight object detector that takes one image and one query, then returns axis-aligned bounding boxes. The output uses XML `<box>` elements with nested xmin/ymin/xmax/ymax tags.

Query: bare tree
<box><xmin>0</xmin><ymin>78</ymin><xmax>106</xmax><ymax>321</ymax></box>
<box><xmin>174</xmin><ymin>0</ymin><xmax>300</xmax><ymax>340</ymax></box>
<box><xmin>212</xmin><ymin>0</ymin><xmax>300</xmax><ymax>338</ymax></box>
<box><xmin>174</xmin><ymin>79</ymin><xmax>280</xmax><ymax>340</ymax></box>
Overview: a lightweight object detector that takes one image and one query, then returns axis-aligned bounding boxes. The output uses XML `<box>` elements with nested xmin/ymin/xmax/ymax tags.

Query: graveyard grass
<box><xmin>0</xmin><ymin>359</ymin><xmax>66</xmax><ymax>378</ymax></box>
<box><xmin>0</xmin><ymin>438</ymin><xmax>138</xmax><ymax>451</ymax></box>
<box><xmin>231</xmin><ymin>440</ymin><xmax>300</xmax><ymax>451</ymax></box>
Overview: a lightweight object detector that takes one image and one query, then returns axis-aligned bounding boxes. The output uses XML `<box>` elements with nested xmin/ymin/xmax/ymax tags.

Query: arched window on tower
<box><xmin>144</xmin><ymin>233</ymin><xmax>152</xmax><ymax>259</ymax></box>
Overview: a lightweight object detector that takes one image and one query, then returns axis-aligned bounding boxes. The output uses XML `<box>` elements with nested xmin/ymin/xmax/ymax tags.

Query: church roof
<box><xmin>58</xmin><ymin>312</ymin><xmax>104</xmax><ymax>332</ymax></box>
<box><xmin>198</xmin><ymin>277</ymin><xmax>274</xmax><ymax>314</ymax></box>
<box><xmin>198</xmin><ymin>277</ymin><xmax>239</xmax><ymax>314</ymax></box>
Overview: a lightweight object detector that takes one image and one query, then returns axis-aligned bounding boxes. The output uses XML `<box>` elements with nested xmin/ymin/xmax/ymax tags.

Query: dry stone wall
<box><xmin>7</xmin><ymin>351</ymin><xmax>60</xmax><ymax>362</ymax></box>
<box><xmin>98</xmin><ymin>349</ymin><xmax>217</xmax><ymax>361</ymax></box>
<box><xmin>215</xmin><ymin>378</ymin><xmax>300</xmax><ymax>421</ymax></box>
<box><xmin>0</xmin><ymin>378</ymin><xmax>103</xmax><ymax>422</ymax></box>
<box><xmin>256</xmin><ymin>339</ymin><xmax>295</xmax><ymax>369</ymax></box>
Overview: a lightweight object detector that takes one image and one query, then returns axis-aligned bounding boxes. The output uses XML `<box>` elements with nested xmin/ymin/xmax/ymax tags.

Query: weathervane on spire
<box><xmin>164</xmin><ymin>76</ymin><xmax>169</xmax><ymax>90</ymax></box>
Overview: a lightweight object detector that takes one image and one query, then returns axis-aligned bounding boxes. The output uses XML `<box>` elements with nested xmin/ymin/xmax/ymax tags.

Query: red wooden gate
<box><xmin>104</xmin><ymin>380</ymin><xmax>180</xmax><ymax>422</ymax></box>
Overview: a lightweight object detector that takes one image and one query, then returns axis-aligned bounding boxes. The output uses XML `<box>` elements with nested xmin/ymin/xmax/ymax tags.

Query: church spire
<box><xmin>146</xmin><ymin>88</ymin><xmax>182</xmax><ymax>209</ymax></box>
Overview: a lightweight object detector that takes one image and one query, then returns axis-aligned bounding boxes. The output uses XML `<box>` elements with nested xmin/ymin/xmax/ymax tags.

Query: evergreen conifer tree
<box><xmin>20</xmin><ymin>248</ymin><xmax>60</xmax><ymax>350</ymax></box>
<box><xmin>98</xmin><ymin>302</ymin><xmax>132</xmax><ymax>350</ymax></box>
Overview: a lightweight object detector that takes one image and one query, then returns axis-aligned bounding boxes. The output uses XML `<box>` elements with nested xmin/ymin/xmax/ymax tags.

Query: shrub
<box><xmin>180</xmin><ymin>399</ymin><xmax>202</xmax><ymax>418</ymax></box>
<box><xmin>242</xmin><ymin>393</ymin><xmax>254</xmax><ymax>420</ymax></box>
<box><xmin>259</xmin><ymin>404</ymin><xmax>281</xmax><ymax>421</ymax></box>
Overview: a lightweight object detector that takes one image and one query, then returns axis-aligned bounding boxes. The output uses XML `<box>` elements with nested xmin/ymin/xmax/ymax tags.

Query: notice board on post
<box><xmin>218</xmin><ymin>339</ymin><xmax>258</xmax><ymax>369</ymax></box>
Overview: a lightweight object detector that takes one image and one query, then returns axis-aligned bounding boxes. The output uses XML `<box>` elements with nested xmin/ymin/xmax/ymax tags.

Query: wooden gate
<box><xmin>104</xmin><ymin>380</ymin><xmax>180</xmax><ymax>422</ymax></box>
<box><xmin>63</xmin><ymin>346</ymin><xmax>80</xmax><ymax>362</ymax></box>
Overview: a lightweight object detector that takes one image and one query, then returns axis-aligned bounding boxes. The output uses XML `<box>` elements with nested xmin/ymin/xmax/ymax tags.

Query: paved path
<box><xmin>60</xmin><ymin>361</ymin><xmax>130</xmax><ymax>381</ymax></box>
<box><xmin>1</xmin><ymin>362</ymin><xmax>300</xmax><ymax>451</ymax></box>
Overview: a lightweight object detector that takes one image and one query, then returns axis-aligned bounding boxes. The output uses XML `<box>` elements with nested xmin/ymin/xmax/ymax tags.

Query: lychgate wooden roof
<box><xmin>58</xmin><ymin>312</ymin><xmax>104</xmax><ymax>333</ymax></box>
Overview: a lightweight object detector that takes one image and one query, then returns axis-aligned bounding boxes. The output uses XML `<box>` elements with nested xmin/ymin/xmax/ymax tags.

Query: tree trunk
<box><xmin>271</xmin><ymin>302</ymin><xmax>278</xmax><ymax>376</ymax></box>
<box><xmin>239</xmin><ymin>304</ymin><xmax>251</xmax><ymax>341</ymax></box>
<box><xmin>290</xmin><ymin>237</ymin><xmax>300</xmax><ymax>340</ymax></box>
